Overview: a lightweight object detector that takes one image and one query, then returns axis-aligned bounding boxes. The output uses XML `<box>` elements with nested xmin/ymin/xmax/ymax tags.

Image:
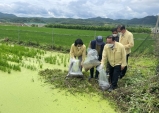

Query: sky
<box><xmin>0</xmin><ymin>0</ymin><xmax>159</xmax><ymax>19</ymax></box>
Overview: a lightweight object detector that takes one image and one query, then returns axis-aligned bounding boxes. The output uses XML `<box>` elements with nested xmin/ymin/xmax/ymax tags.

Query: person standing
<box><xmin>106</xmin><ymin>28</ymin><xmax>119</xmax><ymax>76</ymax></box>
<box><xmin>117</xmin><ymin>25</ymin><xmax>134</xmax><ymax>79</ymax></box>
<box><xmin>112</xmin><ymin>28</ymin><xmax>119</xmax><ymax>42</ymax></box>
<box><xmin>100</xmin><ymin>35</ymin><xmax>127</xmax><ymax>91</ymax></box>
<box><xmin>89</xmin><ymin>36</ymin><xmax>105</xmax><ymax>80</ymax></box>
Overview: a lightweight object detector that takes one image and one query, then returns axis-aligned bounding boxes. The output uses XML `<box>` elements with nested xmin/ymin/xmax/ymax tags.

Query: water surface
<box><xmin>0</xmin><ymin>69</ymin><xmax>116</xmax><ymax>113</ymax></box>
<box><xmin>0</xmin><ymin>50</ymin><xmax>116</xmax><ymax>113</ymax></box>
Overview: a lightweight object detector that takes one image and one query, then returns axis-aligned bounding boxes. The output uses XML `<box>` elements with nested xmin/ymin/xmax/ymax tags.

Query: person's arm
<box><xmin>82</xmin><ymin>45</ymin><xmax>86</xmax><ymax>63</ymax></box>
<box><xmin>121</xmin><ymin>46</ymin><xmax>127</xmax><ymax>70</ymax></box>
<box><xmin>101</xmin><ymin>45</ymin><xmax>107</xmax><ymax>66</ymax></box>
<box><xmin>124</xmin><ymin>33</ymin><xmax>134</xmax><ymax>49</ymax></box>
<box><xmin>70</xmin><ymin>44</ymin><xmax>75</xmax><ymax>59</ymax></box>
<box><xmin>88</xmin><ymin>41</ymin><xmax>92</xmax><ymax>48</ymax></box>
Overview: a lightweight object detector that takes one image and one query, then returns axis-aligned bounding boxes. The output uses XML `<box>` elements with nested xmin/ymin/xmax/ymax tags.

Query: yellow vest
<box><xmin>70</xmin><ymin>44</ymin><xmax>86</xmax><ymax>62</ymax></box>
<box><xmin>119</xmin><ymin>30</ymin><xmax>134</xmax><ymax>54</ymax></box>
<box><xmin>101</xmin><ymin>42</ymin><xmax>127</xmax><ymax>67</ymax></box>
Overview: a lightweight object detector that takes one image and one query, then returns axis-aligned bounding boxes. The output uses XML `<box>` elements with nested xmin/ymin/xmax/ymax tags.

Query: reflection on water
<box><xmin>0</xmin><ymin>68</ymin><xmax>116</xmax><ymax>113</ymax></box>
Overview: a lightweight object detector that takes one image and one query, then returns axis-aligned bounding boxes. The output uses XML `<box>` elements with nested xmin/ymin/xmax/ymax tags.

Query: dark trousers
<box><xmin>90</xmin><ymin>67</ymin><xmax>99</xmax><ymax>78</ymax></box>
<box><xmin>106</xmin><ymin>61</ymin><xmax>111</xmax><ymax>73</ymax></box>
<box><xmin>109</xmin><ymin>65</ymin><xmax>121</xmax><ymax>88</ymax></box>
<box><xmin>120</xmin><ymin>54</ymin><xmax>129</xmax><ymax>78</ymax></box>
<box><xmin>90</xmin><ymin>58</ymin><xmax>101</xmax><ymax>78</ymax></box>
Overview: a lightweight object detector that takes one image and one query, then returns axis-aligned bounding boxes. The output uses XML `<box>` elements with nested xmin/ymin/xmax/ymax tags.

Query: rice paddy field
<box><xmin>0</xmin><ymin>24</ymin><xmax>158</xmax><ymax>113</ymax></box>
<box><xmin>0</xmin><ymin>25</ymin><xmax>151</xmax><ymax>52</ymax></box>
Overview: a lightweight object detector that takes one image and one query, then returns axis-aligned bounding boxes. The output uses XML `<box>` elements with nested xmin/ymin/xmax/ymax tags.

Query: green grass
<box><xmin>0</xmin><ymin>25</ymin><xmax>150</xmax><ymax>51</ymax></box>
<box><xmin>109</xmin><ymin>55</ymin><xmax>159</xmax><ymax>113</ymax></box>
<box><xmin>132</xmin><ymin>34</ymin><xmax>155</xmax><ymax>55</ymax></box>
<box><xmin>0</xmin><ymin>25</ymin><xmax>110</xmax><ymax>47</ymax></box>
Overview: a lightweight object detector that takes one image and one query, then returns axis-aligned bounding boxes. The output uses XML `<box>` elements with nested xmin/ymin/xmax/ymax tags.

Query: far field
<box><xmin>0</xmin><ymin>25</ymin><xmax>152</xmax><ymax>53</ymax></box>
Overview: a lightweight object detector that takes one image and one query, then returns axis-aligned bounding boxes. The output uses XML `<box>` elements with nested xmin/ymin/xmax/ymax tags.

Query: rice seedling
<box><xmin>0</xmin><ymin>43</ymin><xmax>46</xmax><ymax>73</ymax></box>
<box><xmin>39</xmin><ymin>64</ymin><xmax>43</xmax><ymax>69</ymax></box>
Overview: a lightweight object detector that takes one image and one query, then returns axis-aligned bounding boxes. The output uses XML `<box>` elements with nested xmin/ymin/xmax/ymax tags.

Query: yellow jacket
<box><xmin>119</xmin><ymin>30</ymin><xmax>134</xmax><ymax>54</ymax></box>
<box><xmin>101</xmin><ymin>42</ymin><xmax>127</xmax><ymax>67</ymax></box>
<box><xmin>70</xmin><ymin>44</ymin><xmax>86</xmax><ymax>62</ymax></box>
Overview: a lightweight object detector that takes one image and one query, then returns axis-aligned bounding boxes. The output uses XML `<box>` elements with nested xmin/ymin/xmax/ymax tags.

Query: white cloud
<box><xmin>126</xmin><ymin>6</ymin><xmax>132</xmax><ymax>12</ymax></box>
<box><xmin>0</xmin><ymin>0</ymin><xmax>159</xmax><ymax>19</ymax></box>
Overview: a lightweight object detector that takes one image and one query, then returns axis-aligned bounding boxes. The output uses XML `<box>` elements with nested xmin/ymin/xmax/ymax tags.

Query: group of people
<box><xmin>68</xmin><ymin>25</ymin><xmax>134</xmax><ymax>92</ymax></box>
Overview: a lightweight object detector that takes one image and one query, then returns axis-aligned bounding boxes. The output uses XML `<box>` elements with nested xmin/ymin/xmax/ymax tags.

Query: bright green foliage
<box><xmin>0</xmin><ymin>43</ymin><xmax>45</xmax><ymax>73</ymax></box>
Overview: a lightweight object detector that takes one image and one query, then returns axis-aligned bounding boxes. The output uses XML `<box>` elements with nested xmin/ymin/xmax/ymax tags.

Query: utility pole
<box><xmin>154</xmin><ymin>15</ymin><xmax>159</xmax><ymax>38</ymax></box>
<box><xmin>154</xmin><ymin>15</ymin><xmax>159</xmax><ymax>57</ymax></box>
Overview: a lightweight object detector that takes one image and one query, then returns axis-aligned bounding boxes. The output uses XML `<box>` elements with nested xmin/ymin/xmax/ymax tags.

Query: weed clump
<box><xmin>38</xmin><ymin>68</ymin><xmax>101</xmax><ymax>94</ymax></box>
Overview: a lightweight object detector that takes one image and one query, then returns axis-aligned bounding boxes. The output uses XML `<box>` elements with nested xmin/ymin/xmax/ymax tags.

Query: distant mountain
<box><xmin>128</xmin><ymin>16</ymin><xmax>157</xmax><ymax>25</ymax></box>
<box><xmin>0</xmin><ymin>12</ymin><xmax>17</xmax><ymax>18</ymax></box>
<box><xmin>88</xmin><ymin>16</ymin><xmax>157</xmax><ymax>26</ymax></box>
<box><xmin>88</xmin><ymin>16</ymin><xmax>114</xmax><ymax>23</ymax></box>
<box><xmin>0</xmin><ymin>12</ymin><xmax>158</xmax><ymax>26</ymax></box>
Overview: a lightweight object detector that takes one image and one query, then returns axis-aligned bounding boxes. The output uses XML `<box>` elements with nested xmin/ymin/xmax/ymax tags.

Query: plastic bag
<box><xmin>87</xmin><ymin>48</ymin><xmax>98</xmax><ymax>60</ymax></box>
<box><xmin>71</xmin><ymin>60</ymin><xmax>80</xmax><ymax>72</ymax></box>
<box><xmin>67</xmin><ymin>59</ymin><xmax>83</xmax><ymax>76</ymax></box>
<box><xmin>82</xmin><ymin>48</ymin><xmax>100</xmax><ymax>71</ymax></box>
<box><xmin>97</xmin><ymin>67</ymin><xmax>110</xmax><ymax>91</ymax></box>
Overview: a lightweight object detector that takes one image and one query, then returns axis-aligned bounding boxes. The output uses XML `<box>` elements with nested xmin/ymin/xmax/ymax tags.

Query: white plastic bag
<box><xmin>87</xmin><ymin>48</ymin><xmax>98</xmax><ymax>60</ymax></box>
<box><xmin>97</xmin><ymin>67</ymin><xmax>110</xmax><ymax>91</ymax></box>
<box><xmin>82</xmin><ymin>48</ymin><xmax>100</xmax><ymax>71</ymax></box>
<box><xmin>67</xmin><ymin>59</ymin><xmax>83</xmax><ymax>76</ymax></box>
<box><xmin>71</xmin><ymin>59</ymin><xmax>80</xmax><ymax>72</ymax></box>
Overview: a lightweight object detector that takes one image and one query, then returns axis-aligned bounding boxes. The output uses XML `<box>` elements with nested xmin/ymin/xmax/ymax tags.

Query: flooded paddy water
<box><xmin>0</xmin><ymin>45</ymin><xmax>116</xmax><ymax>113</ymax></box>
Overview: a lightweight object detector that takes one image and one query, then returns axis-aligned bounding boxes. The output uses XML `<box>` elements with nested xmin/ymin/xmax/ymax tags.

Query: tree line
<box><xmin>45</xmin><ymin>24</ymin><xmax>151</xmax><ymax>33</ymax></box>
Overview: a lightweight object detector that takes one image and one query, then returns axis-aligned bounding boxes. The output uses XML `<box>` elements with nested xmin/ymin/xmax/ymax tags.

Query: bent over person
<box><xmin>100</xmin><ymin>36</ymin><xmax>127</xmax><ymax>91</ymax></box>
<box><xmin>69</xmin><ymin>38</ymin><xmax>86</xmax><ymax>71</ymax></box>
<box><xmin>89</xmin><ymin>36</ymin><xmax>105</xmax><ymax>80</ymax></box>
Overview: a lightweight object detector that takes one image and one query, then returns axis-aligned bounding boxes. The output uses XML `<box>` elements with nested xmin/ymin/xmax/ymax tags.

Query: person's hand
<box><xmin>71</xmin><ymin>58</ymin><xmax>76</xmax><ymax>63</ymax></box>
<box><xmin>97</xmin><ymin>64</ymin><xmax>104</xmax><ymax>71</ymax></box>
<box><xmin>88</xmin><ymin>50</ymin><xmax>93</xmax><ymax>56</ymax></box>
<box><xmin>81</xmin><ymin>62</ymin><xmax>83</xmax><ymax>66</ymax></box>
<box><xmin>121</xmin><ymin>66</ymin><xmax>125</xmax><ymax>70</ymax></box>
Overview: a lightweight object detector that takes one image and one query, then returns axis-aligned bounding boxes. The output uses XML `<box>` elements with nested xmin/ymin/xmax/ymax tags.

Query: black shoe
<box><xmin>108</xmin><ymin>87</ymin><xmax>113</xmax><ymax>92</ymax></box>
<box><xmin>108</xmin><ymin>86</ymin><xmax>118</xmax><ymax>92</ymax></box>
<box><xmin>95</xmin><ymin>76</ymin><xmax>98</xmax><ymax>80</ymax></box>
<box><xmin>88</xmin><ymin>76</ymin><xmax>93</xmax><ymax>81</ymax></box>
<box><xmin>120</xmin><ymin>71</ymin><xmax>126</xmax><ymax>79</ymax></box>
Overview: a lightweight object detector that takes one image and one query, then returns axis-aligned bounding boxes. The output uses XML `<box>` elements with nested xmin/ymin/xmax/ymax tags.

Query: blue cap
<box><xmin>96</xmin><ymin>36</ymin><xmax>103</xmax><ymax>45</ymax></box>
